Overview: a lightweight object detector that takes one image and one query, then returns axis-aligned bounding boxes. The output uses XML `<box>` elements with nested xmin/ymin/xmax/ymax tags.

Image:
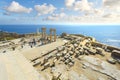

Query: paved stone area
<box><xmin>0</xmin><ymin>53</ymin><xmax>41</xmax><ymax>80</ymax></box>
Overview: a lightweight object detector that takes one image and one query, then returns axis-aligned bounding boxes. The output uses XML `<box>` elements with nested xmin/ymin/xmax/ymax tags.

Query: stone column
<box><xmin>49</xmin><ymin>28</ymin><xmax>56</xmax><ymax>42</ymax></box>
<box><xmin>50</xmin><ymin>28</ymin><xmax>52</xmax><ymax>42</ymax></box>
<box><xmin>41</xmin><ymin>27</ymin><xmax>46</xmax><ymax>44</ymax></box>
<box><xmin>54</xmin><ymin>29</ymin><xmax>56</xmax><ymax>42</ymax></box>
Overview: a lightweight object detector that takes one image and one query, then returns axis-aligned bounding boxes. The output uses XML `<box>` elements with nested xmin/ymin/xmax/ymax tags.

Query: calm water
<box><xmin>0</xmin><ymin>25</ymin><xmax>120</xmax><ymax>48</ymax></box>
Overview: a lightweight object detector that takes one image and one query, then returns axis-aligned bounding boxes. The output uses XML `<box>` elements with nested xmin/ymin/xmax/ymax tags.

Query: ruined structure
<box><xmin>28</xmin><ymin>33</ymin><xmax>120</xmax><ymax>80</ymax></box>
<box><xmin>50</xmin><ymin>28</ymin><xmax>56</xmax><ymax>42</ymax></box>
<box><xmin>41</xmin><ymin>27</ymin><xmax>56</xmax><ymax>44</ymax></box>
<box><xmin>112</xmin><ymin>50</ymin><xmax>120</xmax><ymax>59</ymax></box>
<box><xmin>1</xmin><ymin>29</ymin><xmax>120</xmax><ymax>80</ymax></box>
<box><xmin>41</xmin><ymin>27</ymin><xmax>47</xmax><ymax>44</ymax></box>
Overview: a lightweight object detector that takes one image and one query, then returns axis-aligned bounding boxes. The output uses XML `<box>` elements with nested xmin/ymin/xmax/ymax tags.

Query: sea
<box><xmin>0</xmin><ymin>25</ymin><xmax>120</xmax><ymax>48</ymax></box>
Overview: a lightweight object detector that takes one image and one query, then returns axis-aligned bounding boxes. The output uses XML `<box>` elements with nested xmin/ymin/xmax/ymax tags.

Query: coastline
<box><xmin>1</xmin><ymin>25</ymin><xmax>120</xmax><ymax>48</ymax></box>
<box><xmin>0</xmin><ymin>32</ymin><xmax>120</xmax><ymax>54</ymax></box>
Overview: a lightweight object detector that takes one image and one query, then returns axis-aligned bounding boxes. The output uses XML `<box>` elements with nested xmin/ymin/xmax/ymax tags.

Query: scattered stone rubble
<box><xmin>31</xmin><ymin>34</ymin><xmax>120</xmax><ymax>80</ymax></box>
<box><xmin>2</xmin><ymin>32</ymin><xmax>120</xmax><ymax>80</ymax></box>
<box><xmin>1</xmin><ymin>36</ymin><xmax>117</xmax><ymax>80</ymax></box>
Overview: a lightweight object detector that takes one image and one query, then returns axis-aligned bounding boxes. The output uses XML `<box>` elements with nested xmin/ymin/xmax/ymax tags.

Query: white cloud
<box><xmin>5</xmin><ymin>1</ymin><xmax>32</xmax><ymax>13</ymax></box>
<box><xmin>34</xmin><ymin>3</ymin><xmax>56</xmax><ymax>16</ymax></box>
<box><xmin>103</xmin><ymin>0</ymin><xmax>120</xmax><ymax>12</ymax></box>
<box><xmin>45</xmin><ymin>13</ymin><xmax>120</xmax><ymax>24</ymax></box>
<box><xmin>74</xmin><ymin>0</ymin><xmax>93</xmax><ymax>12</ymax></box>
<box><xmin>103</xmin><ymin>0</ymin><xmax>120</xmax><ymax>7</ymax></box>
<box><xmin>44</xmin><ymin>13</ymin><xmax>66</xmax><ymax>21</ymax></box>
<box><xmin>65</xmin><ymin>0</ymin><xmax>93</xmax><ymax>12</ymax></box>
<box><xmin>4</xmin><ymin>0</ymin><xmax>120</xmax><ymax>24</ymax></box>
<box><xmin>102</xmin><ymin>0</ymin><xmax>120</xmax><ymax>18</ymax></box>
<box><xmin>103</xmin><ymin>13</ymin><xmax>119</xmax><ymax>18</ymax></box>
<box><xmin>65</xmin><ymin>0</ymin><xmax>75</xmax><ymax>8</ymax></box>
<box><xmin>43</xmin><ymin>0</ymin><xmax>120</xmax><ymax>24</ymax></box>
<box><xmin>94</xmin><ymin>9</ymin><xmax>104</xmax><ymax>16</ymax></box>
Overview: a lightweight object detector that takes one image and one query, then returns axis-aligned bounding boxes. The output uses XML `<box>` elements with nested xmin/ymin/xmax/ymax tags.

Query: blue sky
<box><xmin>0</xmin><ymin>0</ymin><xmax>120</xmax><ymax>24</ymax></box>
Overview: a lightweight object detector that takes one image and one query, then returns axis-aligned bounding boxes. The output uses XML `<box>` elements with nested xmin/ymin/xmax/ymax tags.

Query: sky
<box><xmin>0</xmin><ymin>0</ymin><xmax>120</xmax><ymax>25</ymax></box>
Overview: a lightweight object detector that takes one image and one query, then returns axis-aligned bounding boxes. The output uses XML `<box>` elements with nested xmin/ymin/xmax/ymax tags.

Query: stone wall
<box><xmin>91</xmin><ymin>42</ymin><xmax>120</xmax><ymax>51</ymax></box>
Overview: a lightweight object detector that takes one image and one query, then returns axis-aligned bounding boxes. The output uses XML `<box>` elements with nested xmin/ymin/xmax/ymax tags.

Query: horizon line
<box><xmin>0</xmin><ymin>23</ymin><xmax>120</xmax><ymax>25</ymax></box>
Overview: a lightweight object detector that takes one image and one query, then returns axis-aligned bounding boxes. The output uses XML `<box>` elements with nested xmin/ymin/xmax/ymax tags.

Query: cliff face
<box><xmin>0</xmin><ymin>31</ymin><xmax>25</xmax><ymax>41</ymax></box>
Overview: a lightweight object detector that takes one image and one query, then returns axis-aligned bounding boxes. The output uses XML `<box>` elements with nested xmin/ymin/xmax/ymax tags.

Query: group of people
<box><xmin>19</xmin><ymin>37</ymin><xmax>50</xmax><ymax>50</ymax></box>
<box><xmin>28</xmin><ymin>38</ymin><xmax>37</xmax><ymax>48</ymax></box>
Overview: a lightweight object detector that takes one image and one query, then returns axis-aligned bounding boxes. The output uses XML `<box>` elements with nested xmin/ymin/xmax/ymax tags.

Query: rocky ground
<box><xmin>0</xmin><ymin>34</ymin><xmax>120</xmax><ymax>80</ymax></box>
<box><xmin>31</xmin><ymin>35</ymin><xmax>120</xmax><ymax>80</ymax></box>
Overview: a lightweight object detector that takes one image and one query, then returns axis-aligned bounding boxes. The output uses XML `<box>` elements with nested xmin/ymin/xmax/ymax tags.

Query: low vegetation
<box><xmin>0</xmin><ymin>31</ymin><xmax>25</xmax><ymax>41</ymax></box>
